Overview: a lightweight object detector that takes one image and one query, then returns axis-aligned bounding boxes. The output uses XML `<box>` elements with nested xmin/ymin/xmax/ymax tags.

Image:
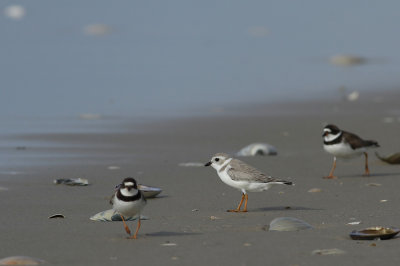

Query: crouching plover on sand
<box><xmin>205</xmin><ymin>153</ymin><xmax>293</xmax><ymax>212</ymax></box>
<box><xmin>323</xmin><ymin>124</ymin><xmax>379</xmax><ymax>179</ymax></box>
<box><xmin>110</xmin><ymin>177</ymin><xmax>146</xmax><ymax>239</ymax></box>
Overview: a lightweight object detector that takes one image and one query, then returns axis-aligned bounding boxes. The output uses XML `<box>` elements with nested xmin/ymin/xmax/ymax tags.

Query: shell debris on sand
<box><xmin>0</xmin><ymin>256</ymin><xmax>46</xmax><ymax>265</ymax></box>
<box><xmin>308</xmin><ymin>188</ymin><xmax>322</xmax><ymax>193</ymax></box>
<box><xmin>269</xmin><ymin>217</ymin><xmax>313</xmax><ymax>231</ymax></box>
<box><xmin>236</xmin><ymin>143</ymin><xmax>278</xmax><ymax>156</ymax></box>
<box><xmin>54</xmin><ymin>178</ymin><xmax>89</xmax><ymax>186</ymax></box>
<box><xmin>48</xmin><ymin>214</ymin><xmax>65</xmax><ymax>219</ymax></box>
<box><xmin>329</xmin><ymin>54</ymin><xmax>367</xmax><ymax>66</ymax></box>
<box><xmin>312</xmin><ymin>248</ymin><xmax>346</xmax><ymax>255</ymax></box>
<box><xmin>178</xmin><ymin>162</ymin><xmax>205</xmax><ymax>167</ymax></box>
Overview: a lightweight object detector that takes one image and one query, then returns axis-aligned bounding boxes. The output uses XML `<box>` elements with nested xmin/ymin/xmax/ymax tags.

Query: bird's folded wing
<box><xmin>228</xmin><ymin>159</ymin><xmax>276</xmax><ymax>183</ymax></box>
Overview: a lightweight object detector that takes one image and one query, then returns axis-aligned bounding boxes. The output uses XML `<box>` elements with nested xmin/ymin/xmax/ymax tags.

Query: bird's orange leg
<box><xmin>324</xmin><ymin>157</ymin><xmax>337</xmax><ymax>179</ymax></box>
<box><xmin>363</xmin><ymin>152</ymin><xmax>370</xmax><ymax>176</ymax></box>
<box><xmin>241</xmin><ymin>194</ymin><xmax>249</xmax><ymax>212</ymax></box>
<box><xmin>228</xmin><ymin>193</ymin><xmax>245</xmax><ymax>212</ymax></box>
<box><xmin>120</xmin><ymin>214</ymin><xmax>131</xmax><ymax>236</ymax></box>
<box><xmin>129</xmin><ymin>218</ymin><xmax>141</xmax><ymax>239</ymax></box>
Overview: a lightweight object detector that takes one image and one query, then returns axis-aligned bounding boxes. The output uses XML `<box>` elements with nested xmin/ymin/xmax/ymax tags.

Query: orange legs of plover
<box><xmin>120</xmin><ymin>214</ymin><xmax>141</xmax><ymax>239</ymax></box>
<box><xmin>363</xmin><ymin>152</ymin><xmax>370</xmax><ymax>176</ymax></box>
<box><xmin>324</xmin><ymin>156</ymin><xmax>337</xmax><ymax>179</ymax></box>
<box><xmin>228</xmin><ymin>193</ymin><xmax>248</xmax><ymax>212</ymax></box>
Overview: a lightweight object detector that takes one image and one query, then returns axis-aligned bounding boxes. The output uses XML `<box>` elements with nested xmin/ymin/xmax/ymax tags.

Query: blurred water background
<box><xmin>1</xmin><ymin>0</ymin><xmax>400</xmax><ymax>164</ymax></box>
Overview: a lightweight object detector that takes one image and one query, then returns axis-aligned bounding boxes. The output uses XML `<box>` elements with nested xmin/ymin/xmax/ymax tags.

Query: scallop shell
<box><xmin>375</xmin><ymin>152</ymin><xmax>400</xmax><ymax>164</ymax></box>
<box><xmin>90</xmin><ymin>209</ymin><xmax>148</xmax><ymax>222</ymax></box>
<box><xmin>236</xmin><ymin>143</ymin><xmax>277</xmax><ymax>156</ymax></box>
<box><xmin>269</xmin><ymin>217</ymin><xmax>313</xmax><ymax>231</ymax></box>
<box><xmin>0</xmin><ymin>256</ymin><xmax>46</xmax><ymax>265</ymax></box>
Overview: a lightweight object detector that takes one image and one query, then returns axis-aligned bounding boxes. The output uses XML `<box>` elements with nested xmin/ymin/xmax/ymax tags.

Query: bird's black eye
<box><xmin>215</xmin><ymin>158</ymin><xmax>220</xmax><ymax>162</ymax></box>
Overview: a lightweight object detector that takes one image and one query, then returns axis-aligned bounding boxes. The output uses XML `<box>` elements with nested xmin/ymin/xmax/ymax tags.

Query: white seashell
<box><xmin>236</xmin><ymin>143</ymin><xmax>278</xmax><ymax>156</ymax></box>
<box><xmin>90</xmin><ymin>209</ymin><xmax>148</xmax><ymax>222</ymax></box>
<box><xmin>269</xmin><ymin>217</ymin><xmax>312</xmax><ymax>231</ymax></box>
<box><xmin>107</xmin><ymin>166</ymin><xmax>120</xmax><ymax>170</ymax></box>
<box><xmin>347</xmin><ymin>91</ymin><xmax>359</xmax><ymax>101</ymax></box>
<box><xmin>0</xmin><ymin>256</ymin><xmax>46</xmax><ymax>265</ymax></box>
<box><xmin>348</xmin><ymin>221</ymin><xmax>361</xmax><ymax>225</ymax></box>
<box><xmin>138</xmin><ymin>184</ymin><xmax>162</xmax><ymax>198</ymax></box>
<box><xmin>178</xmin><ymin>162</ymin><xmax>205</xmax><ymax>167</ymax></box>
<box><xmin>312</xmin><ymin>248</ymin><xmax>346</xmax><ymax>255</ymax></box>
<box><xmin>4</xmin><ymin>5</ymin><xmax>26</xmax><ymax>20</ymax></box>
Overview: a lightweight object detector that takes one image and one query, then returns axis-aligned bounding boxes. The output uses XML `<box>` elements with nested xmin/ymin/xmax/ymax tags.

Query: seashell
<box><xmin>0</xmin><ymin>256</ymin><xmax>46</xmax><ymax>265</ymax></box>
<box><xmin>178</xmin><ymin>162</ymin><xmax>205</xmax><ymax>167</ymax></box>
<box><xmin>375</xmin><ymin>152</ymin><xmax>400</xmax><ymax>164</ymax></box>
<box><xmin>329</xmin><ymin>54</ymin><xmax>367</xmax><ymax>66</ymax></box>
<box><xmin>350</xmin><ymin>227</ymin><xmax>400</xmax><ymax>240</ymax></box>
<box><xmin>53</xmin><ymin>178</ymin><xmax>89</xmax><ymax>186</ymax></box>
<box><xmin>48</xmin><ymin>214</ymin><xmax>65</xmax><ymax>219</ymax></box>
<box><xmin>308</xmin><ymin>188</ymin><xmax>322</xmax><ymax>193</ymax></box>
<box><xmin>4</xmin><ymin>5</ymin><xmax>26</xmax><ymax>20</ymax></box>
<box><xmin>107</xmin><ymin>166</ymin><xmax>120</xmax><ymax>170</ymax></box>
<box><xmin>269</xmin><ymin>217</ymin><xmax>312</xmax><ymax>232</ymax></box>
<box><xmin>236</xmin><ymin>143</ymin><xmax>277</xmax><ymax>156</ymax></box>
<box><xmin>347</xmin><ymin>221</ymin><xmax>361</xmax><ymax>225</ymax></box>
<box><xmin>138</xmin><ymin>184</ymin><xmax>162</xmax><ymax>198</ymax></box>
<box><xmin>312</xmin><ymin>248</ymin><xmax>346</xmax><ymax>255</ymax></box>
<box><xmin>90</xmin><ymin>209</ymin><xmax>148</xmax><ymax>222</ymax></box>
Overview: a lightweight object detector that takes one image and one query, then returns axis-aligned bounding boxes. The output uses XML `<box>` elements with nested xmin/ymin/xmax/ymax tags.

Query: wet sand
<box><xmin>1</xmin><ymin>90</ymin><xmax>400</xmax><ymax>265</ymax></box>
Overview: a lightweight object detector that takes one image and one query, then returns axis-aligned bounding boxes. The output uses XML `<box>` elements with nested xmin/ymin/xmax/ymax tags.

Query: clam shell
<box><xmin>53</xmin><ymin>178</ymin><xmax>89</xmax><ymax>186</ymax></box>
<box><xmin>0</xmin><ymin>256</ymin><xmax>45</xmax><ymax>265</ymax></box>
<box><xmin>350</xmin><ymin>227</ymin><xmax>400</xmax><ymax>240</ymax></box>
<box><xmin>90</xmin><ymin>209</ymin><xmax>148</xmax><ymax>222</ymax></box>
<box><xmin>375</xmin><ymin>152</ymin><xmax>400</xmax><ymax>164</ymax></box>
<box><xmin>138</xmin><ymin>184</ymin><xmax>162</xmax><ymax>198</ymax></box>
<box><xmin>269</xmin><ymin>217</ymin><xmax>313</xmax><ymax>231</ymax></box>
<box><xmin>236</xmin><ymin>143</ymin><xmax>277</xmax><ymax>156</ymax></box>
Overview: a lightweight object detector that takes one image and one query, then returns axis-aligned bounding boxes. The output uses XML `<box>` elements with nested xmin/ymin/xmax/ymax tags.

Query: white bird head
<box><xmin>205</xmin><ymin>153</ymin><xmax>231</xmax><ymax>171</ymax></box>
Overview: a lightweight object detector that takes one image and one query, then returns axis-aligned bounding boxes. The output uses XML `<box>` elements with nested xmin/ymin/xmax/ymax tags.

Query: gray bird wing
<box><xmin>227</xmin><ymin>159</ymin><xmax>280</xmax><ymax>183</ymax></box>
<box><xmin>343</xmin><ymin>131</ymin><xmax>379</xmax><ymax>150</ymax></box>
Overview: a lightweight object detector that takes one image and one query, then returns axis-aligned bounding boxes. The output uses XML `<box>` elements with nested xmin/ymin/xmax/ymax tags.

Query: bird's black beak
<box><xmin>205</xmin><ymin>161</ymin><xmax>212</xmax><ymax>167</ymax></box>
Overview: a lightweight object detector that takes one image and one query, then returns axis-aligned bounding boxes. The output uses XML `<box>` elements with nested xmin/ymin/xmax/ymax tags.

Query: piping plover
<box><xmin>323</xmin><ymin>124</ymin><xmax>379</xmax><ymax>179</ymax></box>
<box><xmin>205</xmin><ymin>153</ymin><xmax>293</xmax><ymax>212</ymax></box>
<box><xmin>110</xmin><ymin>177</ymin><xmax>146</xmax><ymax>239</ymax></box>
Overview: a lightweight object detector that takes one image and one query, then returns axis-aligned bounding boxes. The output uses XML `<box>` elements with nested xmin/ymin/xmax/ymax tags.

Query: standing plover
<box><xmin>322</xmin><ymin>124</ymin><xmax>379</xmax><ymax>179</ymax></box>
<box><xmin>110</xmin><ymin>177</ymin><xmax>146</xmax><ymax>239</ymax></box>
<box><xmin>205</xmin><ymin>153</ymin><xmax>293</xmax><ymax>212</ymax></box>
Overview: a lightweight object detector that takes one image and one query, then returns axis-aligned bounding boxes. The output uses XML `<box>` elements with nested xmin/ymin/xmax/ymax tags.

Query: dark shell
<box><xmin>350</xmin><ymin>227</ymin><xmax>400</xmax><ymax>240</ymax></box>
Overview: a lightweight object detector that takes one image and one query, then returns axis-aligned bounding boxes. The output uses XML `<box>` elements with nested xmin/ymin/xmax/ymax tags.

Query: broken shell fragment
<box><xmin>48</xmin><ymin>214</ymin><xmax>65</xmax><ymax>219</ymax></box>
<box><xmin>375</xmin><ymin>152</ymin><xmax>400</xmax><ymax>164</ymax></box>
<box><xmin>138</xmin><ymin>184</ymin><xmax>162</xmax><ymax>198</ymax></box>
<box><xmin>54</xmin><ymin>178</ymin><xmax>89</xmax><ymax>186</ymax></box>
<box><xmin>350</xmin><ymin>227</ymin><xmax>400</xmax><ymax>240</ymax></box>
<box><xmin>236</xmin><ymin>143</ymin><xmax>277</xmax><ymax>156</ymax></box>
<box><xmin>0</xmin><ymin>256</ymin><xmax>46</xmax><ymax>265</ymax></box>
<box><xmin>90</xmin><ymin>209</ymin><xmax>148</xmax><ymax>222</ymax></box>
<box><xmin>312</xmin><ymin>248</ymin><xmax>346</xmax><ymax>255</ymax></box>
<box><xmin>269</xmin><ymin>217</ymin><xmax>312</xmax><ymax>231</ymax></box>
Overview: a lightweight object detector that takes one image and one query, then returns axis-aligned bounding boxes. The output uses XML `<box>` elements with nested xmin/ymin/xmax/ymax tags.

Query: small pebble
<box><xmin>308</xmin><ymin>188</ymin><xmax>322</xmax><ymax>193</ymax></box>
<box><xmin>312</xmin><ymin>248</ymin><xmax>346</xmax><ymax>255</ymax></box>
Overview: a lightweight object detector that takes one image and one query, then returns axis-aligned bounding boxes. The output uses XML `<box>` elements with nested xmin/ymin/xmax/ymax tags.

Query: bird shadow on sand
<box><xmin>252</xmin><ymin>206</ymin><xmax>321</xmax><ymax>212</ymax></box>
<box><xmin>145</xmin><ymin>231</ymin><xmax>202</xmax><ymax>237</ymax></box>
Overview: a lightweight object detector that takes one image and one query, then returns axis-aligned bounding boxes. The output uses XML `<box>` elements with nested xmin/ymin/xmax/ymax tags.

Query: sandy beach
<box><xmin>1</xmin><ymin>90</ymin><xmax>400</xmax><ymax>266</ymax></box>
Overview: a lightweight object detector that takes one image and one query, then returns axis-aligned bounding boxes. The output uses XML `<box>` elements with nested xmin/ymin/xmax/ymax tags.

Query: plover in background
<box><xmin>322</xmin><ymin>124</ymin><xmax>380</xmax><ymax>179</ymax></box>
<box><xmin>110</xmin><ymin>177</ymin><xmax>146</xmax><ymax>239</ymax></box>
<box><xmin>205</xmin><ymin>153</ymin><xmax>293</xmax><ymax>212</ymax></box>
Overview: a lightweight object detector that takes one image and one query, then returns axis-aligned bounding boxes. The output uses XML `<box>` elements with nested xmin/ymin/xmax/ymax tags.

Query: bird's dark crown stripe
<box><xmin>117</xmin><ymin>189</ymin><xmax>142</xmax><ymax>202</ymax></box>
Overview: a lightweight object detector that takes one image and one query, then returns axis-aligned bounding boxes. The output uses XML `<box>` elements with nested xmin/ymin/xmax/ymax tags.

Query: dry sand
<box><xmin>1</xmin><ymin>90</ymin><xmax>400</xmax><ymax>265</ymax></box>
